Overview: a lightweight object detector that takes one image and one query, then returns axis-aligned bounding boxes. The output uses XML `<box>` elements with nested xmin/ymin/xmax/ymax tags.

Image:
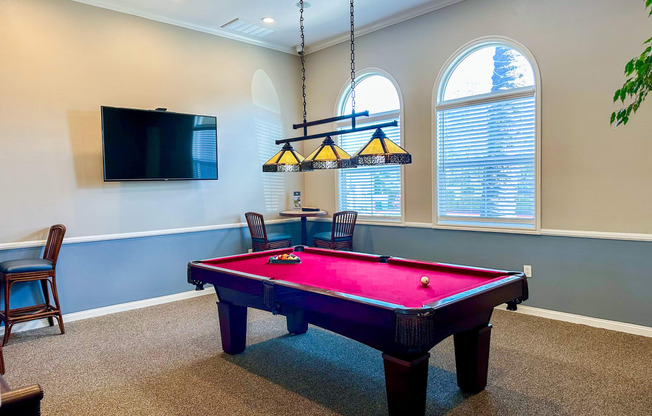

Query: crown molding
<box><xmin>71</xmin><ymin>0</ymin><xmax>465</xmax><ymax>56</ymax></box>
<box><xmin>305</xmin><ymin>0</ymin><xmax>465</xmax><ymax>54</ymax></box>
<box><xmin>70</xmin><ymin>0</ymin><xmax>295</xmax><ymax>54</ymax></box>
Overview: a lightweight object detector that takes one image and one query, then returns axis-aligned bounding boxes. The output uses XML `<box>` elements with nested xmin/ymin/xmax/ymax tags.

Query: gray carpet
<box><xmin>3</xmin><ymin>294</ymin><xmax>651</xmax><ymax>415</ymax></box>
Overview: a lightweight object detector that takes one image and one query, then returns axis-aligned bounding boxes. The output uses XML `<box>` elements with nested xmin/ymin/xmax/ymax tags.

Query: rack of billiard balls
<box><xmin>268</xmin><ymin>253</ymin><xmax>301</xmax><ymax>264</ymax></box>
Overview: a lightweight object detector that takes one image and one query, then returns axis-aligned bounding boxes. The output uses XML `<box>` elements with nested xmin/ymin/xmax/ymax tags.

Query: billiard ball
<box><xmin>420</xmin><ymin>276</ymin><xmax>430</xmax><ymax>286</ymax></box>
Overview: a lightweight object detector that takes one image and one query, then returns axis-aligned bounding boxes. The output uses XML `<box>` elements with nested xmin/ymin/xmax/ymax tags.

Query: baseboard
<box><xmin>11</xmin><ymin>287</ymin><xmax>216</xmax><ymax>333</ymax></box>
<box><xmin>495</xmin><ymin>304</ymin><xmax>652</xmax><ymax>338</ymax></box>
<box><xmin>11</xmin><ymin>287</ymin><xmax>651</xmax><ymax>339</ymax></box>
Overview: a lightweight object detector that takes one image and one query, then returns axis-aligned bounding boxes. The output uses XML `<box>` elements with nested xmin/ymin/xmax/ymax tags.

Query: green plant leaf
<box><xmin>611</xmin><ymin>0</ymin><xmax>652</xmax><ymax>126</ymax></box>
<box><xmin>625</xmin><ymin>60</ymin><xmax>635</xmax><ymax>74</ymax></box>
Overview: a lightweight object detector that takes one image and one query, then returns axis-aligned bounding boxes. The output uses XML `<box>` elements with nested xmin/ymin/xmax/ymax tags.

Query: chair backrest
<box><xmin>43</xmin><ymin>224</ymin><xmax>66</xmax><ymax>266</ymax></box>
<box><xmin>331</xmin><ymin>211</ymin><xmax>357</xmax><ymax>239</ymax></box>
<box><xmin>245</xmin><ymin>212</ymin><xmax>267</xmax><ymax>242</ymax></box>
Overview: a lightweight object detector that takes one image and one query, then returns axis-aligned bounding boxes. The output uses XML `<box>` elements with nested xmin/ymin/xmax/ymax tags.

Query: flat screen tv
<box><xmin>101</xmin><ymin>106</ymin><xmax>218</xmax><ymax>181</ymax></box>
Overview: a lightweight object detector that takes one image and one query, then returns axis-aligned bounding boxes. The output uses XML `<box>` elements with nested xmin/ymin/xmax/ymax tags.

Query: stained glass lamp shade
<box><xmin>354</xmin><ymin>128</ymin><xmax>411</xmax><ymax>165</ymax></box>
<box><xmin>262</xmin><ymin>143</ymin><xmax>305</xmax><ymax>172</ymax></box>
<box><xmin>300</xmin><ymin>136</ymin><xmax>356</xmax><ymax>171</ymax></box>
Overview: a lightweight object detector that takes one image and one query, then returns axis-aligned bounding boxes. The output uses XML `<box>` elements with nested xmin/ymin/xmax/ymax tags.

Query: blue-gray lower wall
<box><xmin>2</xmin><ymin>220</ymin><xmax>650</xmax><ymax>329</ymax></box>
<box><xmin>0</xmin><ymin>222</ymin><xmax>300</xmax><ymax>315</ymax></box>
<box><xmin>305</xmin><ymin>222</ymin><xmax>651</xmax><ymax>328</ymax></box>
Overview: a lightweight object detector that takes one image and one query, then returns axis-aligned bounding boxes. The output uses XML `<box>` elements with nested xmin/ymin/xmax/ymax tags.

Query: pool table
<box><xmin>188</xmin><ymin>246</ymin><xmax>528</xmax><ymax>416</ymax></box>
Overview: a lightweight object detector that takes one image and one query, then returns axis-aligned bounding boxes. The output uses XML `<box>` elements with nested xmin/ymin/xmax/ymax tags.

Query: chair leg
<box><xmin>2</xmin><ymin>279</ymin><xmax>11</xmax><ymax>347</ymax></box>
<box><xmin>0</xmin><ymin>344</ymin><xmax>5</xmax><ymax>375</ymax></box>
<box><xmin>49</xmin><ymin>276</ymin><xmax>65</xmax><ymax>335</ymax></box>
<box><xmin>3</xmin><ymin>323</ymin><xmax>12</xmax><ymax>347</ymax></box>
<box><xmin>40</xmin><ymin>280</ymin><xmax>54</xmax><ymax>327</ymax></box>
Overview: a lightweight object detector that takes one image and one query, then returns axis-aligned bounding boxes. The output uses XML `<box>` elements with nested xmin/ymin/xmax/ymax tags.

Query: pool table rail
<box><xmin>187</xmin><ymin>254</ymin><xmax>528</xmax><ymax>356</ymax></box>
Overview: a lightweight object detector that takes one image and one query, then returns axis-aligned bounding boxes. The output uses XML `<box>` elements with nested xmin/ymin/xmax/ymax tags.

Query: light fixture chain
<box><xmin>300</xmin><ymin>0</ymin><xmax>307</xmax><ymax>124</ymax></box>
<box><xmin>350</xmin><ymin>0</ymin><xmax>355</xmax><ymax>114</ymax></box>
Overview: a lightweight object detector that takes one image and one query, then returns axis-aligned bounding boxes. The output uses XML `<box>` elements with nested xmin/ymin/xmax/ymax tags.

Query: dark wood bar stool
<box><xmin>245</xmin><ymin>212</ymin><xmax>292</xmax><ymax>252</ymax></box>
<box><xmin>0</xmin><ymin>224</ymin><xmax>66</xmax><ymax>346</ymax></box>
<box><xmin>313</xmin><ymin>210</ymin><xmax>358</xmax><ymax>251</ymax></box>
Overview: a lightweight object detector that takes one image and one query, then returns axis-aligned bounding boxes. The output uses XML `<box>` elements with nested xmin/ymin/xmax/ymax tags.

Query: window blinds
<box><xmin>436</xmin><ymin>96</ymin><xmax>535</xmax><ymax>225</ymax></box>
<box><xmin>338</xmin><ymin>123</ymin><xmax>401</xmax><ymax>218</ymax></box>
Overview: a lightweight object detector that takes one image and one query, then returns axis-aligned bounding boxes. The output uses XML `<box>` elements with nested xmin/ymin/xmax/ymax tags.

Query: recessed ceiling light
<box><xmin>261</xmin><ymin>17</ymin><xmax>275</xmax><ymax>24</ymax></box>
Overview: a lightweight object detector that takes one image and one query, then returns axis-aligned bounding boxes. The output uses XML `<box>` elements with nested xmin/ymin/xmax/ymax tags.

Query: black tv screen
<box><xmin>101</xmin><ymin>106</ymin><xmax>218</xmax><ymax>181</ymax></box>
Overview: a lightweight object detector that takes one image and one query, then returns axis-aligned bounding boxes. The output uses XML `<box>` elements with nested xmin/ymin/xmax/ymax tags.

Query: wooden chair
<box><xmin>0</xmin><ymin>224</ymin><xmax>66</xmax><ymax>346</ymax></box>
<box><xmin>313</xmin><ymin>211</ymin><xmax>358</xmax><ymax>251</ymax></box>
<box><xmin>245</xmin><ymin>213</ymin><xmax>292</xmax><ymax>252</ymax></box>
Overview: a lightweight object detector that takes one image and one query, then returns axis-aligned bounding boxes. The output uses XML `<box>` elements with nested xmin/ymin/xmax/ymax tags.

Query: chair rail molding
<box><xmin>0</xmin><ymin>219</ymin><xmax>296</xmax><ymax>251</ymax></box>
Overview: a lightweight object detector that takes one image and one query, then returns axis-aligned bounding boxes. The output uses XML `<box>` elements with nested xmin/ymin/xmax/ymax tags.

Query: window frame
<box><xmin>334</xmin><ymin>68</ymin><xmax>406</xmax><ymax>223</ymax></box>
<box><xmin>432</xmin><ymin>36</ymin><xmax>542</xmax><ymax>234</ymax></box>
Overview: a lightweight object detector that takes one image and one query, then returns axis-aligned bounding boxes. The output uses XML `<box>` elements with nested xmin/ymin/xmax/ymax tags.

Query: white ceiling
<box><xmin>72</xmin><ymin>0</ymin><xmax>464</xmax><ymax>54</ymax></box>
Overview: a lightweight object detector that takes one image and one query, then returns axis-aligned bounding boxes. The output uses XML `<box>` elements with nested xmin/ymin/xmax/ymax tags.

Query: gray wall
<box><xmin>303</xmin><ymin>0</ymin><xmax>652</xmax><ymax>233</ymax></box>
<box><xmin>298</xmin><ymin>0</ymin><xmax>652</xmax><ymax>329</ymax></box>
<box><xmin>0</xmin><ymin>0</ymin><xmax>303</xmax><ymax>244</ymax></box>
<box><xmin>1</xmin><ymin>0</ymin><xmax>650</xmax><ymax>331</ymax></box>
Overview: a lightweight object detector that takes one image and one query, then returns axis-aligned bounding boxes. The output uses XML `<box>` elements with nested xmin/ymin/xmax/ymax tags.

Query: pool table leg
<box><xmin>382</xmin><ymin>352</ymin><xmax>430</xmax><ymax>416</ymax></box>
<box><xmin>217</xmin><ymin>301</ymin><xmax>247</xmax><ymax>354</ymax></box>
<box><xmin>286</xmin><ymin>311</ymin><xmax>308</xmax><ymax>335</ymax></box>
<box><xmin>453</xmin><ymin>323</ymin><xmax>492</xmax><ymax>393</ymax></box>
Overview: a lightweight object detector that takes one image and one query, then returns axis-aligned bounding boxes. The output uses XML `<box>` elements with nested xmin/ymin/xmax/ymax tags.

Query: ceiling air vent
<box><xmin>221</xmin><ymin>18</ymin><xmax>275</xmax><ymax>38</ymax></box>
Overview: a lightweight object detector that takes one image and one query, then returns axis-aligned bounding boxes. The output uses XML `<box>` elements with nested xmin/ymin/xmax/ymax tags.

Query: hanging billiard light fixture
<box><xmin>262</xmin><ymin>0</ymin><xmax>410</xmax><ymax>173</ymax></box>
<box><xmin>345</xmin><ymin>0</ymin><xmax>411</xmax><ymax>167</ymax></box>
<box><xmin>261</xmin><ymin>0</ymin><xmax>309</xmax><ymax>173</ymax></box>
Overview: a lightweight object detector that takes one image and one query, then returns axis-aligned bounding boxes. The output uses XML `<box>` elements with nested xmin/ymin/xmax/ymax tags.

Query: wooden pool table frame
<box><xmin>188</xmin><ymin>246</ymin><xmax>528</xmax><ymax>416</ymax></box>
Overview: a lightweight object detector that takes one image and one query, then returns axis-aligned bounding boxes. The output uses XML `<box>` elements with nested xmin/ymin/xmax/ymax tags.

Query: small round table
<box><xmin>279</xmin><ymin>209</ymin><xmax>328</xmax><ymax>246</ymax></box>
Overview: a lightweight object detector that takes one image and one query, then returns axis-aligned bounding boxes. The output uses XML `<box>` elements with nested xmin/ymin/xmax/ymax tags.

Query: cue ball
<box><xmin>420</xmin><ymin>276</ymin><xmax>430</xmax><ymax>286</ymax></box>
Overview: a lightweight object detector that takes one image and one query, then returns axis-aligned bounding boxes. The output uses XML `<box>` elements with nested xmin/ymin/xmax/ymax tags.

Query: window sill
<box><xmin>357</xmin><ymin>217</ymin><xmax>404</xmax><ymax>227</ymax></box>
<box><xmin>434</xmin><ymin>220</ymin><xmax>540</xmax><ymax>235</ymax></box>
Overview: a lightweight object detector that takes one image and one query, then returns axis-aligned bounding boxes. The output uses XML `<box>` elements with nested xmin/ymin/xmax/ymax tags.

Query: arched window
<box><xmin>435</xmin><ymin>40</ymin><xmax>539</xmax><ymax>231</ymax></box>
<box><xmin>337</xmin><ymin>72</ymin><xmax>403</xmax><ymax>220</ymax></box>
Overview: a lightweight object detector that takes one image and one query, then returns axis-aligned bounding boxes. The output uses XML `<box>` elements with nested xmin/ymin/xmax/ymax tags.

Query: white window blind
<box><xmin>338</xmin><ymin>122</ymin><xmax>401</xmax><ymax>218</ymax></box>
<box><xmin>436</xmin><ymin>95</ymin><xmax>535</xmax><ymax>227</ymax></box>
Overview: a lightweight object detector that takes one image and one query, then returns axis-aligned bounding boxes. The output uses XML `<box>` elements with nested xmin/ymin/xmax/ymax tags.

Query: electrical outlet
<box><xmin>248</xmin><ymin>248</ymin><xmax>253</xmax><ymax>253</ymax></box>
<box><xmin>523</xmin><ymin>265</ymin><xmax>532</xmax><ymax>278</ymax></box>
